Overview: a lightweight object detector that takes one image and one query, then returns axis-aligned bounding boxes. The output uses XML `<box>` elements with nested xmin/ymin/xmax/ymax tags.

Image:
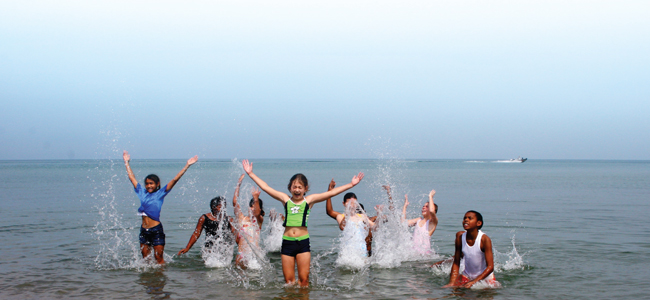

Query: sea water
<box><xmin>0</xmin><ymin>159</ymin><xmax>649</xmax><ymax>299</ymax></box>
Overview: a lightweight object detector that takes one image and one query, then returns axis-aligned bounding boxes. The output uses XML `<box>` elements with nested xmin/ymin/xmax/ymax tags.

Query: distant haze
<box><xmin>1</xmin><ymin>1</ymin><xmax>648</xmax><ymax>160</ymax></box>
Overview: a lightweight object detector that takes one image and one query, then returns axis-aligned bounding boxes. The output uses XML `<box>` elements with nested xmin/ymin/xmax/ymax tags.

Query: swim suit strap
<box><xmin>282</xmin><ymin>234</ymin><xmax>310</xmax><ymax>241</ymax></box>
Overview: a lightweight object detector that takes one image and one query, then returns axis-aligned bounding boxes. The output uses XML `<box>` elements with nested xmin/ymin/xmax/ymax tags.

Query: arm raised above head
<box><xmin>308</xmin><ymin>172</ymin><xmax>364</xmax><ymax>204</ymax></box>
<box><xmin>123</xmin><ymin>151</ymin><xmax>138</xmax><ymax>188</ymax></box>
<box><xmin>242</xmin><ymin>159</ymin><xmax>288</xmax><ymax>203</ymax></box>
<box><xmin>166</xmin><ymin>155</ymin><xmax>198</xmax><ymax>192</ymax></box>
<box><xmin>251</xmin><ymin>187</ymin><xmax>264</xmax><ymax>227</ymax></box>
<box><xmin>325</xmin><ymin>179</ymin><xmax>341</xmax><ymax>220</ymax></box>
<box><xmin>232</xmin><ymin>174</ymin><xmax>245</xmax><ymax>222</ymax></box>
<box><xmin>427</xmin><ymin>189</ymin><xmax>438</xmax><ymax>236</ymax></box>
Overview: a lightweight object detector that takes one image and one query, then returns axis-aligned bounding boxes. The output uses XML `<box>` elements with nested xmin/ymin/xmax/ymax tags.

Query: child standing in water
<box><xmin>232</xmin><ymin>174</ymin><xmax>265</xmax><ymax>269</ymax></box>
<box><xmin>325</xmin><ymin>180</ymin><xmax>375</xmax><ymax>257</ymax></box>
<box><xmin>402</xmin><ymin>189</ymin><xmax>439</xmax><ymax>255</ymax></box>
<box><xmin>123</xmin><ymin>150</ymin><xmax>198</xmax><ymax>264</ymax></box>
<box><xmin>242</xmin><ymin>159</ymin><xmax>364</xmax><ymax>287</ymax></box>
<box><xmin>443</xmin><ymin>210</ymin><xmax>499</xmax><ymax>288</ymax></box>
<box><xmin>177</xmin><ymin>196</ymin><xmax>237</xmax><ymax>258</ymax></box>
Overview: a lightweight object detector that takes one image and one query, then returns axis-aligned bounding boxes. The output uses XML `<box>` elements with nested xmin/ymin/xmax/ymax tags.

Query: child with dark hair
<box><xmin>325</xmin><ymin>180</ymin><xmax>376</xmax><ymax>257</ymax></box>
<box><xmin>443</xmin><ymin>210</ymin><xmax>500</xmax><ymax>288</ymax></box>
<box><xmin>123</xmin><ymin>150</ymin><xmax>198</xmax><ymax>264</ymax></box>
<box><xmin>242</xmin><ymin>159</ymin><xmax>364</xmax><ymax>287</ymax></box>
<box><xmin>232</xmin><ymin>174</ymin><xmax>265</xmax><ymax>269</ymax></box>
<box><xmin>177</xmin><ymin>196</ymin><xmax>237</xmax><ymax>257</ymax></box>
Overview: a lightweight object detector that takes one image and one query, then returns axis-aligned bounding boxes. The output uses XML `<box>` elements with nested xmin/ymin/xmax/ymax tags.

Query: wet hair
<box><xmin>467</xmin><ymin>210</ymin><xmax>483</xmax><ymax>229</ymax></box>
<box><xmin>426</xmin><ymin>203</ymin><xmax>439</xmax><ymax>214</ymax></box>
<box><xmin>210</xmin><ymin>196</ymin><xmax>226</xmax><ymax>210</ymax></box>
<box><xmin>343</xmin><ymin>192</ymin><xmax>357</xmax><ymax>203</ymax></box>
<box><xmin>357</xmin><ymin>203</ymin><xmax>365</xmax><ymax>214</ymax></box>
<box><xmin>249</xmin><ymin>197</ymin><xmax>266</xmax><ymax>216</ymax></box>
<box><xmin>144</xmin><ymin>174</ymin><xmax>161</xmax><ymax>191</ymax></box>
<box><xmin>287</xmin><ymin>173</ymin><xmax>309</xmax><ymax>192</ymax></box>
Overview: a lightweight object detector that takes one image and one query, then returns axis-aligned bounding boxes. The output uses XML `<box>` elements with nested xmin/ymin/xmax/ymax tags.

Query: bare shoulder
<box><xmin>481</xmin><ymin>232</ymin><xmax>492</xmax><ymax>245</ymax></box>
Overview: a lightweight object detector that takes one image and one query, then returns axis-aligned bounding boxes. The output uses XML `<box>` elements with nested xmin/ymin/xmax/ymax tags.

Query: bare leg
<box><xmin>281</xmin><ymin>255</ymin><xmax>296</xmax><ymax>284</ymax></box>
<box><xmin>153</xmin><ymin>245</ymin><xmax>165</xmax><ymax>264</ymax></box>
<box><xmin>235</xmin><ymin>255</ymin><xmax>248</xmax><ymax>270</ymax></box>
<box><xmin>295</xmin><ymin>252</ymin><xmax>311</xmax><ymax>287</ymax></box>
<box><xmin>141</xmin><ymin>243</ymin><xmax>151</xmax><ymax>259</ymax></box>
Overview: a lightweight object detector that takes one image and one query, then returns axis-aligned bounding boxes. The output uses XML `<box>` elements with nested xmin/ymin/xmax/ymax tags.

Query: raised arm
<box><xmin>383</xmin><ymin>185</ymin><xmax>396</xmax><ymax>211</ymax></box>
<box><xmin>178</xmin><ymin>215</ymin><xmax>206</xmax><ymax>255</ymax></box>
<box><xmin>242</xmin><ymin>160</ymin><xmax>289</xmax><ymax>203</ymax></box>
<box><xmin>325</xmin><ymin>179</ymin><xmax>341</xmax><ymax>220</ymax></box>
<box><xmin>251</xmin><ymin>187</ymin><xmax>263</xmax><ymax>228</ymax></box>
<box><xmin>382</xmin><ymin>185</ymin><xmax>392</xmax><ymax>201</ymax></box>
<box><xmin>123</xmin><ymin>151</ymin><xmax>138</xmax><ymax>188</ymax></box>
<box><xmin>463</xmin><ymin>234</ymin><xmax>495</xmax><ymax>288</ymax></box>
<box><xmin>166</xmin><ymin>155</ymin><xmax>198</xmax><ymax>192</ymax></box>
<box><xmin>402</xmin><ymin>194</ymin><xmax>419</xmax><ymax>226</ymax></box>
<box><xmin>427</xmin><ymin>189</ymin><xmax>439</xmax><ymax>236</ymax></box>
<box><xmin>443</xmin><ymin>231</ymin><xmax>464</xmax><ymax>288</ymax></box>
<box><xmin>307</xmin><ymin>172</ymin><xmax>364</xmax><ymax>204</ymax></box>
<box><xmin>232</xmin><ymin>174</ymin><xmax>245</xmax><ymax>222</ymax></box>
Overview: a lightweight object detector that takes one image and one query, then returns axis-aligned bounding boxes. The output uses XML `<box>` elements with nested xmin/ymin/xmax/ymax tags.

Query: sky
<box><xmin>1</xmin><ymin>1</ymin><xmax>649</xmax><ymax>160</ymax></box>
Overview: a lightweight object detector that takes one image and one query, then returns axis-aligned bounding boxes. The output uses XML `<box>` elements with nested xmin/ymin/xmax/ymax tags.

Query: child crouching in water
<box><xmin>443</xmin><ymin>210</ymin><xmax>500</xmax><ymax>288</ymax></box>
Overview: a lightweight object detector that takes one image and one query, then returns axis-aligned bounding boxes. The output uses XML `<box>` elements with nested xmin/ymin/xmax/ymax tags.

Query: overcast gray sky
<box><xmin>1</xmin><ymin>1</ymin><xmax>648</xmax><ymax>160</ymax></box>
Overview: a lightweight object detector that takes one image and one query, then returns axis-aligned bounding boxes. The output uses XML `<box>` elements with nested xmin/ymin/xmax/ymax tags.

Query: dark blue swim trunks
<box><xmin>281</xmin><ymin>236</ymin><xmax>310</xmax><ymax>257</ymax></box>
<box><xmin>139</xmin><ymin>223</ymin><xmax>165</xmax><ymax>246</ymax></box>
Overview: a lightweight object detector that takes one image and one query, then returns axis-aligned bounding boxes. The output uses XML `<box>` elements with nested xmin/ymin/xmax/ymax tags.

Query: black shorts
<box><xmin>139</xmin><ymin>223</ymin><xmax>165</xmax><ymax>246</ymax></box>
<box><xmin>281</xmin><ymin>237</ymin><xmax>310</xmax><ymax>257</ymax></box>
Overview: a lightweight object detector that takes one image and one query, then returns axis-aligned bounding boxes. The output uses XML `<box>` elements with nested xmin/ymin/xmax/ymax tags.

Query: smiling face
<box><xmin>421</xmin><ymin>203</ymin><xmax>429</xmax><ymax>216</ymax></box>
<box><xmin>289</xmin><ymin>180</ymin><xmax>307</xmax><ymax>199</ymax></box>
<box><xmin>463</xmin><ymin>211</ymin><xmax>482</xmax><ymax>231</ymax></box>
<box><xmin>144</xmin><ymin>178</ymin><xmax>160</xmax><ymax>193</ymax></box>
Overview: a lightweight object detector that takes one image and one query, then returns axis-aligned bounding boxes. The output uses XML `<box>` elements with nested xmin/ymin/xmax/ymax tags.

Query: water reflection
<box><xmin>137</xmin><ymin>270</ymin><xmax>170</xmax><ymax>299</ymax></box>
<box><xmin>272</xmin><ymin>286</ymin><xmax>310</xmax><ymax>300</ymax></box>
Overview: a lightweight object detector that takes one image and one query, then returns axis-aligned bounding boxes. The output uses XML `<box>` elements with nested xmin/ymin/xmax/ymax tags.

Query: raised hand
<box><xmin>238</xmin><ymin>174</ymin><xmax>245</xmax><ymax>184</ymax></box>
<box><xmin>187</xmin><ymin>155</ymin><xmax>198</xmax><ymax>166</ymax></box>
<box><xmin>252</xmin><ymin>187</ymin><xmax>261</xmax><ymax>199</ymax></box>
<box><xmin>351</xmin><ymin>172</ymin><xmax>364</xmax><ymax>186</ymax></box>
<box><xmin>382</xmin><ymin>185</ymin><xmax>390</xmax><ymax>192</ymax></box>
<box><xmin>242</xmin><ymin>159</ymin><xmax>253</xmax><ymax>174</ymax></box>
<box><xmin>328</xmin><ymin>179</ymin><xmax>336</xmax><ymax>191</ymax></box>
<box><xmin>404</xmin><ymin>194</ymin><xmax>410</xmax><ymax>207</ymax></box>
<box><xmin>429</xmin><ymin>189</ymin><xmax>436</xmax><ymax>198</ymax></box>
<box><xmin>123</xmin><ymin>150</ymin><xmax>131</xmax><ymax>163</ymax></box>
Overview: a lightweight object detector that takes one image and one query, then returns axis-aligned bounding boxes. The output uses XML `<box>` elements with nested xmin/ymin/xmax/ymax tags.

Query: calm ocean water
<box><xmin>0</xmin><ymin>159</ymin><xmax>648</xmax><ymax>299</ymax></box>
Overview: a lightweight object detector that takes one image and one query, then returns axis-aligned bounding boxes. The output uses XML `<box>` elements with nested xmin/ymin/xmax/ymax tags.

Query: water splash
<box><xmin>262</xmin><ymin>208</ymin><xmax>284</xmax><ymax>253</ymax></box>
<box><xmin>335</xmin><ymin>203</ymin><xmax>371</xmax><ymax>269</ymax></box>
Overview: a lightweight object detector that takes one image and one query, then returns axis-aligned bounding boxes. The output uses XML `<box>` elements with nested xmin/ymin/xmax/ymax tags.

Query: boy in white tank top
<box><xmin>443</xmin><ymin>210</ymin><xmax>499</xmax><ymax>288</ymax></box>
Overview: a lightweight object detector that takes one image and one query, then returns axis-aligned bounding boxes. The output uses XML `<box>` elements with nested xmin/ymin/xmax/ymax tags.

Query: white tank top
<box><xmin>461</xmin><ymin>230</ymin><xmax>489</xmax><ymax>280</ymax></box>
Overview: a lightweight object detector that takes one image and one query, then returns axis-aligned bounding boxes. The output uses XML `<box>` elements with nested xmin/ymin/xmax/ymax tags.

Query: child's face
<box><xmin>463</xmin><ymin>212</ymin><xmax>481</xmax><ymax>230</ymax></box>
<box><xmin>145</xmin><ymin>178</ymin><xmax>159</xmax><ymax>193</ymax></box>
<box><xmin>421</xmin><ymin>203</ymin><xmax>429</xmax><ymax>216</ymax></box>
<box><xmin>290</xmin><ymin>180</ymin><xmax>307</xmax><ymax>198</ymax></box>
<box><xmin>249</xmin><ymin>204</ymin><xmax>260</xmax><ymax>215</ymax></box>
<box><xmin>211</xmin><ymin>204</ymin><xmax>222</xmax><ymax>214</ymax></box>
<box><xmin>344</xmin><ymin>198</ymin><xmax>357</xmax><ymax>207</ymax></box>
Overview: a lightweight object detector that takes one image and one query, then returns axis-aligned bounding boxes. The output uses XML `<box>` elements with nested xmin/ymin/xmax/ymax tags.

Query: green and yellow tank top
<box><xmin>283</xmin><ymin>198</ymin><xmax>310</xmax><ymax>227</ymax></box>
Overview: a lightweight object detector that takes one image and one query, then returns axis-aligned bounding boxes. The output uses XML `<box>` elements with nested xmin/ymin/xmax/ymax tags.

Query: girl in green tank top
<box><xmin>242</xmin><ymin>159</ymin><xmax>364</xmax><ymax>287</ymax></box>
